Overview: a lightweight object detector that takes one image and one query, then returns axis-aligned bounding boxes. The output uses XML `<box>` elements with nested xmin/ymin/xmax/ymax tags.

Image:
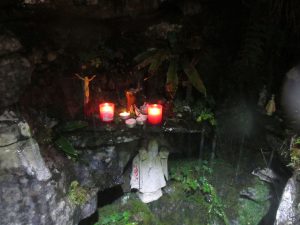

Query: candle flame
<box><xmin>149</xmin><ymin>108</ymin><xmax>160</xmax><ymax>115</ymax></box>
<box><xmin>120</xmin><ymin>111</ymin><xmax>130</xmax><ymax>116</ymax></box>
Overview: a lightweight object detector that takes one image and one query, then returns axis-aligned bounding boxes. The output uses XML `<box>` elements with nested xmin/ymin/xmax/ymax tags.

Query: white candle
<box><xmin>119</xmin><ymin>111</ymin><xmax>130</xmax><ymax>120</ymax></box>
<box><xmin>125</xmin><ymin>118</ymin><xmax>136</xmax><ymax>128</ymax></box>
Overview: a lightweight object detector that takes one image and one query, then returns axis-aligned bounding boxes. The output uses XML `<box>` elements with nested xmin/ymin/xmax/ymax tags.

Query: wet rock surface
<box><xmin>0</xmin><ymin>32</ymin><xmax>31</xmax><ymax>109</ymax></box>
<box><xmin>0</xmin><ymin>111</ymin><xmax>137</xmax><ymax>225</ymax></box>
<box><xmin>275</xmin><ymin>173</ymin><xmax>300</xmax><ymax>225</ymax></box>
<box><xmin>0</xmin><ymin>32</ymin><xmax>22</xmax><ymax>56</ymax></box>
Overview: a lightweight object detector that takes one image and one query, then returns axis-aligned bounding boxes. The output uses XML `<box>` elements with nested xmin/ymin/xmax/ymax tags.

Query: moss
<box><xmin>96</xmin><ymin>159</ymin><xmax>270</xmax><ymax>225</ymax></box>
<box><xmin>68</xmin><ymin>181</ymin><xmax>88</xmax><ymax>205</ymax></box>
<box><xmin>168</xmin><ymin>159</ymin><xmax>231</xmax><ymax>225</ymax></box>
<box><xmin>237</xmin><ymin>178</ymin><xmax>270</xmax><ymax>225</ymax></box>
<box><xmin>97</xmin><ymin>194</ymin><xmax>161</xmax><ymax>225</ymax></box>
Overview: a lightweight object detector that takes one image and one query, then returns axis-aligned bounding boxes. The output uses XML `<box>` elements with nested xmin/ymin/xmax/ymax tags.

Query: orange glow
<box><xmin>99</xmin><ymin>103</ymin><xmax>114</xmax><ymax>122</ymax></box>
<box><xmin>147</xmin><ymin>104</ymin><xmax>162</xmax><ymax>125</ymax></box>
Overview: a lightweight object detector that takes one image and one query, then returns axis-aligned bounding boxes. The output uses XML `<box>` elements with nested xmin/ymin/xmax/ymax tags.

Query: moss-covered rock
<box><xmin>237</xmin><ymin>178</ymin><xmax>271</xmax><ymax>225</ymax></box>
<box><xmin>97</xmin><ymin>193</ymin><xmax>161</xmax><ymax>225</ymax></box>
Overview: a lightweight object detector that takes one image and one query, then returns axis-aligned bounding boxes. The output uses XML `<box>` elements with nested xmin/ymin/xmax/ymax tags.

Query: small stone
<box><xmin>18</xmin><ymin>121</ymin><xmax>31</xmax><ymax>138</ymax></box>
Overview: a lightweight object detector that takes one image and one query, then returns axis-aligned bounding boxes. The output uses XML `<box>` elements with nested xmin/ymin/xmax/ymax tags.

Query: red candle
<box><xmin>147</xmin><ymin>104</ymin><xmax>162</xmax><ymax>125</ymax></box>
<box><xmin>99</xmin><ymin>103</ymin><xmax>114</xmax><ymax>122</ymax></box>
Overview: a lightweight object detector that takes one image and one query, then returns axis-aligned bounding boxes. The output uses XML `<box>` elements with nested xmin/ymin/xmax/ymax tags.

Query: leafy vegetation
<box><xmin>94</xmin><ymin>211</ymin><xmax>137</xmax><ymax>225</ymax></box>
<box><xmin>96</xmin><ymin>194</ymin><xmax>161</xmax><ymax>225</ymax></box>
<box><xmin>196</xmin><ymin>109</ymin><xmax>216</xmax><ymax>126</ymax></box>
<box><xmin>135</xmin><ymin>24</ymin><xmax>206</xmax><ymax>99</ymax></box>
<box><xmin>288</xmin><ymin>137</ymin><xmax>300</xmax><ymax>170</ymax></box>
<box><xmin>54</xmin><ymin>121</ymin><xmax>88</xmax><ymax>159</ymax></box>
<box><xmin>55</xmin><ymin>136</ymin><xmax>78</xmax><ymax>159</ymax></box>
<box><xmin>68</xmin><ymin>181</ymin><xmax>88</xmax><ymax>205</ymax></box>
<box><xmin>170</xmin><ymin>160</ymin><xmax>229</xmax><ymax>225</ymax></box>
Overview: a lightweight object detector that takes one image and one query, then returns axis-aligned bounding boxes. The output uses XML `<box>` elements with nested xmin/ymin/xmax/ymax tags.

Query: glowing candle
<box><xmin>119</xmin><ymin>111</ymin><xmax>130</xmax><ymax>120</ymax></box>
<box><xmin>99</xmin><ymin>103</ymin><xmax>114</xmax><ymax>122</ymax></box>
<box><xmin>147</xmin><ymin>104</ymin><xmax>162</xmax><ymax>125</ymax></box>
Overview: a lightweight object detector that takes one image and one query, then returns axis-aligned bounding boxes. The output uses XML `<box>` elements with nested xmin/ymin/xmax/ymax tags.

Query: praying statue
<box><xmin>265</xmin><ymin>94</ymin><xmax>276</xmax><ymax>116</ymax></box>
<box><xmin>130</xmin><ymin>139</ymin><xmax>169</xmax><ymax>203</ymax></box>
<box><xmin>75</xmin><ymin>74</ymin><xmax>96</xmax><ymax>105</ymax></box>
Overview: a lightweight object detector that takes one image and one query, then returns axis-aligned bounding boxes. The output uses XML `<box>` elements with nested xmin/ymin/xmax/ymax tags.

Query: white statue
<box><xmin>130</xmin><ymin>139</ymin><xmax>169</xmax><ymax>203</ymax></box>
<box><xmin>265</xmin><ymin>94</ymin><xmax>276</xmax><ymax>116</ymax></box>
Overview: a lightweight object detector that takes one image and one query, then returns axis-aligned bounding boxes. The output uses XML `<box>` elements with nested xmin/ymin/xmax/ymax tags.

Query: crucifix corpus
<box><xmin>75</xmin><ymin>74</ymin><xmax>96</xmax><ymax>105</ymax></box>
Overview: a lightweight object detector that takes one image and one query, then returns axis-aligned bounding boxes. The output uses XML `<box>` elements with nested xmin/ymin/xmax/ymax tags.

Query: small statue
<box><xmin>265</xmin><ymin>94</ymin><xmax>276</xmax><ymax>116</ymax></box>
<box><xmin>258</xmin><ymin>85</ymin><xmax>267</xmax><ymax>107</ymax></box>
<box><xmin>125</xmin><ymin>84</ymin><xmax>143</xmax><ymax>114</ymax></box>
<box><xmin>130</xmin><ymin>139</ymin><xmax>169</xmax><ymax>203</ymax></box>
<box><xmin>75</xmin><ymin>74</ymin><xmax>96</xmax><ymax>105</ymax></box>
<box><xmin>126</xmin><ymin>89</ymin><xmax>136</xmax><ymax>114</ymax></box>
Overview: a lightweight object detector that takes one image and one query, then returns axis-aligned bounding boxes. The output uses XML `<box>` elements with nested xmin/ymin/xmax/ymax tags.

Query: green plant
<box><xmin>54</xmin><ymin>121</ymin><xmax>88</xmax><ymax>159</ymax></box>
<box><xmin>288</xmin><ymin>137</ymin><xmax>300</xmax><ymax>170</ymax></box>
<box><xmin>196</xmin><ymin>109</ymin><xmax>216</xmax><ymax>126</ymax></box>
<box><xmin>94</xmin><ymin>211</ymin><xmax>137</xmax><ymax>225</ymax></box>
<box><xmin>135</xmin><ymin>25</ymin><xmax>206</xmax><ymax>99</ymax></box>
<box><xmin>68</xmin><ymin>181</ymin><xmax>88</xmax><ymax>205</ymax></box>
<box><xmin>55</xmin><ymin>136</ymin><xmax>78</xmax><ymax>158</ymax></box>
<box><xmin>199</xmin><ymin>177</ymin><xmax>230</xmax><ymax>225</ymax></box>
<box><xmin>170</xmin><ymin>161</ymin><xmax>229</xmax><ymax>225</ymax></box>
<box><xmin>294</xmin><ymin>137</ymin><xmax>300</xmax><ymax>145</ymax></box>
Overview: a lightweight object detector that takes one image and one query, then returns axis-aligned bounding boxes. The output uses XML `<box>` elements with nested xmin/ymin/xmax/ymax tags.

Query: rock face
<box><xmin>0</xmin><ymin>32</ymin><xmax>31</xmax><ymax>109</ymax></box>
<box><xmin>0</xmin><ymin>111</ymin><xmax>136</xmax><ymax>225</ymax></box>
<box><xmin>275</xmin><ymin>174</ymin><xmax>300</xmax><ymax>225</ymax></box>
<box><xmin>0</xmin><ymin>32</ymin><xmax>22</xmax><ymax>56</ymax></box>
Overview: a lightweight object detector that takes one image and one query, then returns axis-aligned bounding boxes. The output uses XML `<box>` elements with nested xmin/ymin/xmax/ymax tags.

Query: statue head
<box><xmin>147</xmin><ymin>139</ymin><xmax>158</xmax><ymax>158</ymax></box>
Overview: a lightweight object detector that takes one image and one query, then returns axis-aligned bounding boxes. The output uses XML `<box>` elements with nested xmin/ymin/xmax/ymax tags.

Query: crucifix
<box><xmin>75</xmin><ymin>74</ymin><xmax>96</xmax><ymax>105</ymax></box>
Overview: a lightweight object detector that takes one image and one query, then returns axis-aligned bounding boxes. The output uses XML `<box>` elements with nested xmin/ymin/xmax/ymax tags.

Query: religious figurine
<box><xmin>125</xmin><ymin>83</ymin><xmax>142</xmax><ymax>116</ymax></box>
<box><xmin>257</xmin><ymin>85</ymin><xmax>267</xmax><ymax>107</ymax></box>
<box><xmin>75</xmin><ymin>74</ymin><xmax>96</xmax><ymax>105</ymax></box>
<box><xmin>126</xmin><ymin>89</ymin><xmax>136</xmax><ymax>114</ymax></box>
<box><xmin>265</xmin><ymin>94</ymin><xmax>276</xmax><ymax>116</ymax></box>
<box><xmin>130</xmin><ymin>139</ymin><xmax>169</xmax><ymax>203</ymax></box>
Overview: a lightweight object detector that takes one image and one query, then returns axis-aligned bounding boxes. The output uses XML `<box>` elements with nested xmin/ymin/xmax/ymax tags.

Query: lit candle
<box><xmin>147</xmin><ymin>104</ymin><xmax>162</xmax><ymax>125</ymax></box>
<box><xmin>99</xmin><ymin>103</ymin><xmax>114</xmax><ymax>122</ymax></box>
<box><xmin>119</xmin><ymin>111</ymin><xmax>130</xmax><ymax>120</ymax></box>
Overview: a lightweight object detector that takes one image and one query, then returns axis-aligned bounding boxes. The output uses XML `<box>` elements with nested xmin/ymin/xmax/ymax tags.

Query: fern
<box><xmin>135</xmin><ymin>30</ymin><xmax>206</xmax><ymax>98</ymax></box>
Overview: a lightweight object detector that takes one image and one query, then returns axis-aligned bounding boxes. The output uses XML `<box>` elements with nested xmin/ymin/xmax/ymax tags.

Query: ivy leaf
<box><xmin>183</xmin><ymin>62</ymin><xmax>206</xmax><ymax>96</ymax></box>
<box><xmin>55</xmin><ymin>136</ymin><xmax>78</xmax><ymax>158</ymax></box>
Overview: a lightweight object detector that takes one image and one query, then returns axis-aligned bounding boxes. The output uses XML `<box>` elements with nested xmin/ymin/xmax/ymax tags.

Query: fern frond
<box><xmin>183</xmin><ymin>62</ymin><xmax>206</xmax><ymax>96</ymax></box>
<box><xmin>148</xmin><ymin>49</ymin><xmax>170</xmax><ymax>74</ymax></box>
